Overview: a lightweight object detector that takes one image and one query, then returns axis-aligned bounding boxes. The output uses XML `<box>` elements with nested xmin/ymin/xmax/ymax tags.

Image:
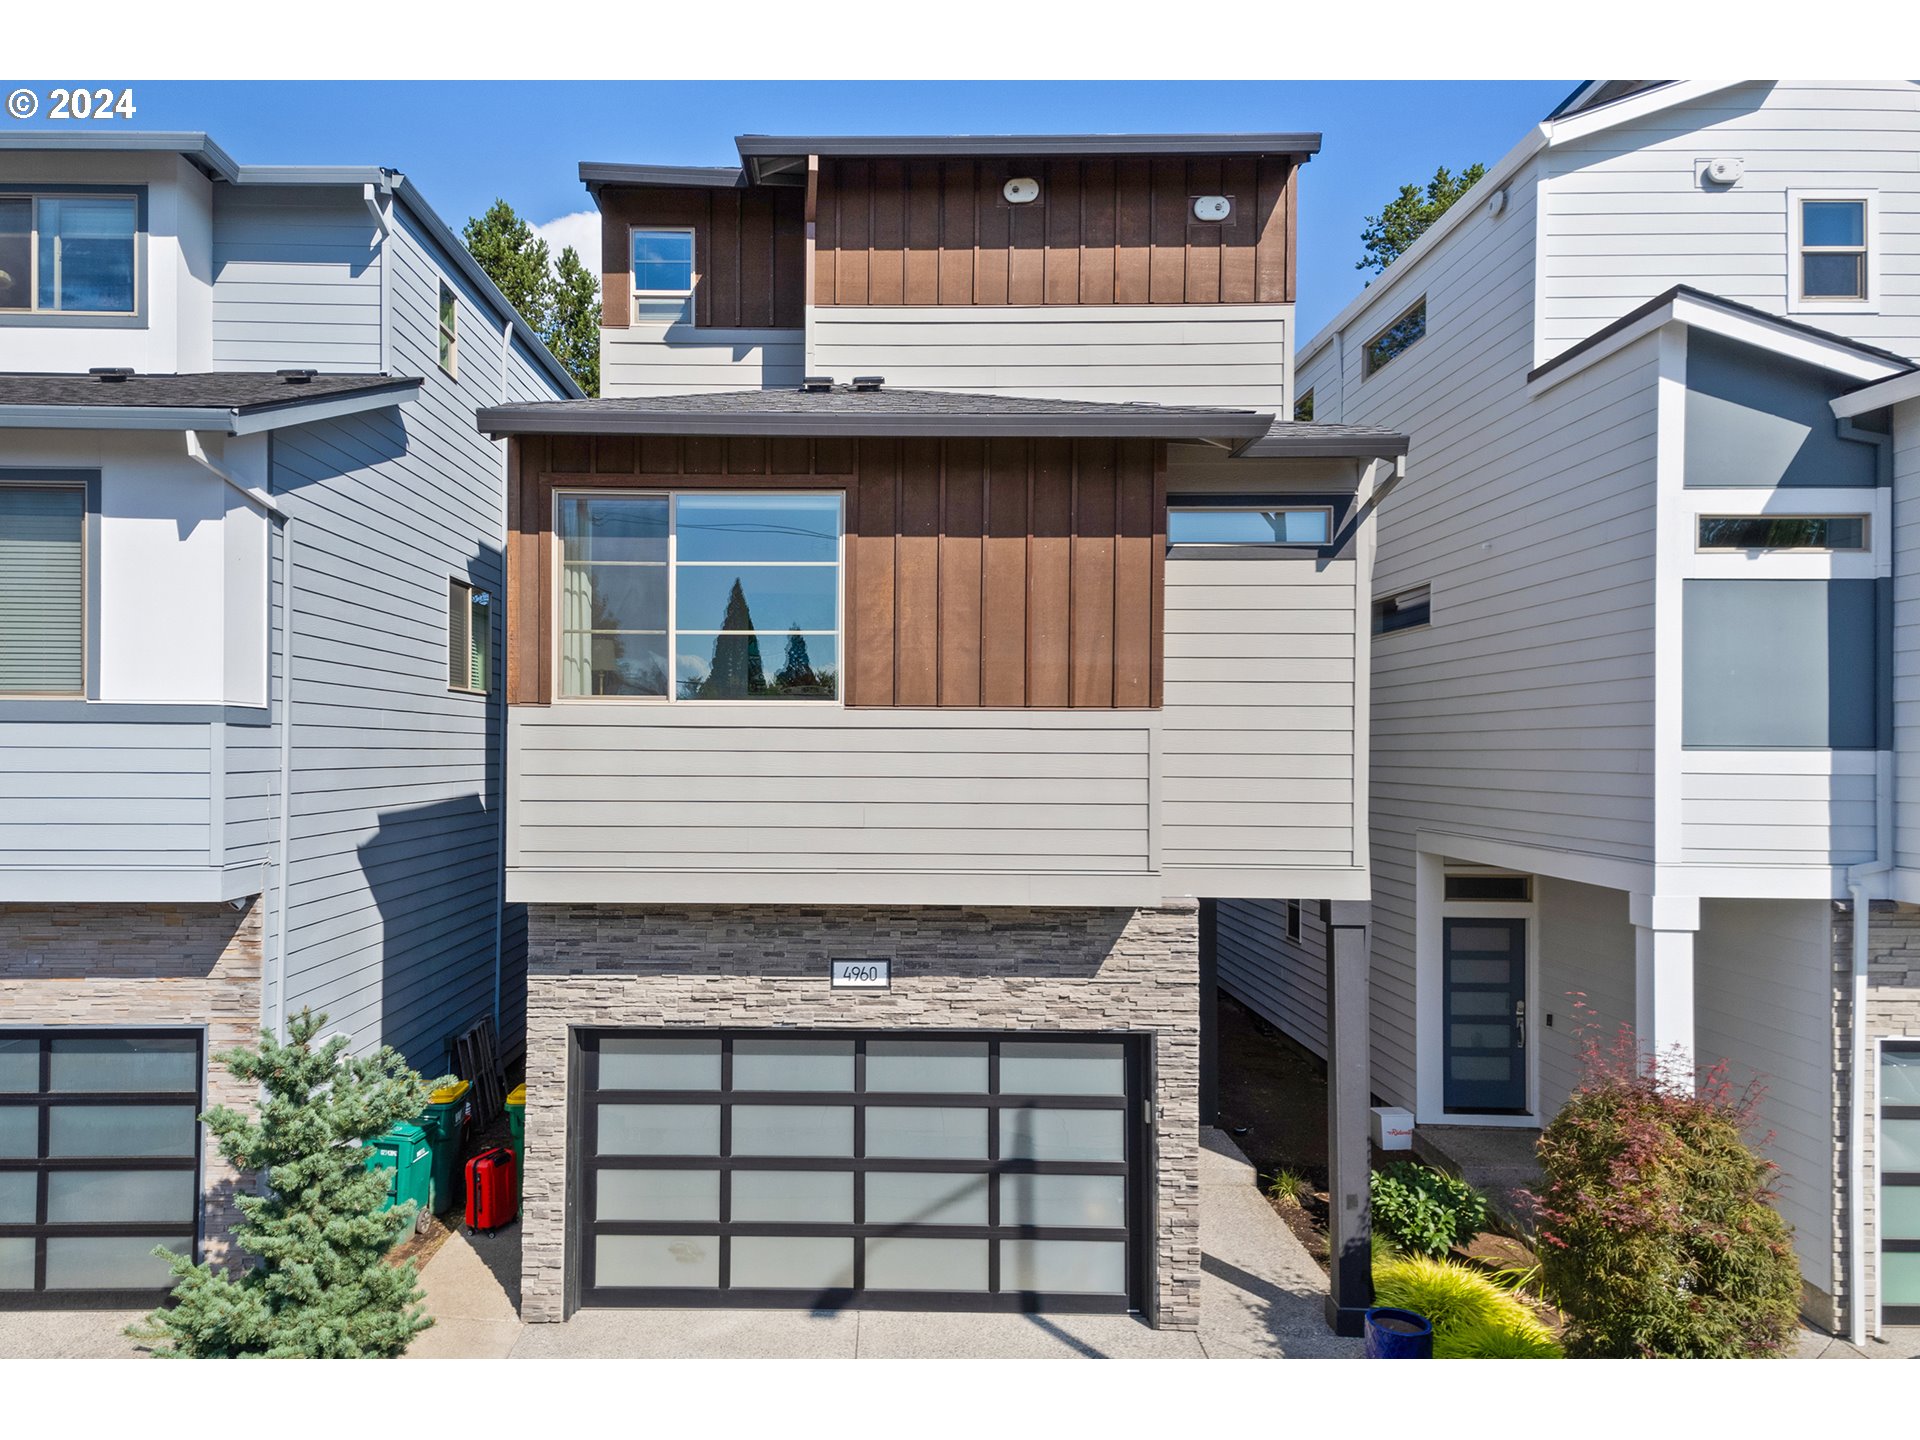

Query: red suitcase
<box><xmin>465</xmin><ymin>1145</ymin><xmax>518</xmax><ymax>1232</ymax></box>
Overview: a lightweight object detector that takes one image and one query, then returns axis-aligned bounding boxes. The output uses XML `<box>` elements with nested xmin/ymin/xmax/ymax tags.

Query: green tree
<box><xmin>548</xmin><ymin>244</ymin><xmax>601</xmax><ymax>399</ymax></box>
<box><xmin>132</xmin><ymin>1011</ymin><xmax>444</xmax><ymax>1358</ymax></box>
<box><xmin>1357</xmin><ymin>164</ymin><xmax>1488</xmax><ymax>274</ymax></box>
<box><xmin>460</xmin><ymin>199</ymin><xmax>601</xmax><ymax>397</ymax></box>
<box><xmin>461</xmin><ymin>199</ymin><xmax>553</xmax><ymax>335</ymax></box>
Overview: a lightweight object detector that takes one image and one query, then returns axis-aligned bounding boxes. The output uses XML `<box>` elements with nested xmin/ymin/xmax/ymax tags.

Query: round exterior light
<box><xmin>1003</xmin><ymin>177</ymin><xmax>1040</xmax><ymax>205</ymax></box>
<box><xmin>1192</xmin><ymin>195</ymin><xmax>1232</xmax><ymax>222</ymax></box>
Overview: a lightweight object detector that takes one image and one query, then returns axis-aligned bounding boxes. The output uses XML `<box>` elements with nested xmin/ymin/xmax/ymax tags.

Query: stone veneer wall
<box><xmin>0</xmin><ymin>902</ymin><xmax>265</xmax><ymax>1269</ymax></box>
<box><xmin>520</xmin><ymin>902</ymin><xmax>1200</xmax><ymax>1327</ymax></box>
<box><xmin>1831</xmin><ymin>900</ymin><xmax>1920</xmax><ymax>1332</ymax></box>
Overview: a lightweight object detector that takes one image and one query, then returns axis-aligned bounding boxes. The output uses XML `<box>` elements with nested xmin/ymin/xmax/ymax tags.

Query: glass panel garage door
<box><xmin>1884</xmin><ymin>1042</ymin><xmax>1920</xmax><ymax>1327</ymax></box>
<box><xmin>579</xmin><ymin>1031</ymin><xmax>1146</xmax><ymax>1312</ymax></box>
<box><xmin>0</xmin><ymin>1030</ymin><xmax>202</xmax><ymax>1301</ymax></box>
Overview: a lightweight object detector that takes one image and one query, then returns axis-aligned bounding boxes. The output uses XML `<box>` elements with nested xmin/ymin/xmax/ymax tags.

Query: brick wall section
<box><xmin>521</xmin><ymin>902</ymin><xmax>1200</xmax><ymax>1327</ymax></box>
<box><xmin>0</xmin><ymin>902</ymin><xmax>265</xmax><ymax>1269</ymax></box>
<box><xmin>1831</xmin><ymin>900</ymin><xmax>1920</xmax><ymax>1329</ymax></box>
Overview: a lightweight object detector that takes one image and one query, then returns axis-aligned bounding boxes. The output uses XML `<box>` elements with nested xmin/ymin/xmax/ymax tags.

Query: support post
<box><xmin>1198</xmin><ymin>898</ymin><xmax>1219</xmax><ymax>1128</ymax></box>
<box><xmin>1630</xmin><ymin>893</ymin><xmax>1698</xmax><ymax>1088</ymax></box>
<box><xmin>1325</xmin><ymin>900</ymin><xmax>1373</xmax><ymax>1335</ymax></box>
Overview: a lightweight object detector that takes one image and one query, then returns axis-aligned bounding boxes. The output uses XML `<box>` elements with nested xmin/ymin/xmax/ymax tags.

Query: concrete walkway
<box><xmin>405</xmin><ymin>1126</ymin><xmax>1359</xmax><ymax>1359</ymax></box>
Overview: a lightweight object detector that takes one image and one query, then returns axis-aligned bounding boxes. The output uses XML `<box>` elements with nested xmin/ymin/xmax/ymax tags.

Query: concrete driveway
<box><xmin>405</xmin><ymin>1127</ymin><xmax>1360</xmax><ymax>1360</ymax></box>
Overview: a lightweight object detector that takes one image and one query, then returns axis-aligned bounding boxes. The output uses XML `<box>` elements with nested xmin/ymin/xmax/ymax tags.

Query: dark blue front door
<box><xmin>1442</xmin><ymin>918</ymin><xmax>1527</xmax><ymax>1114</ymax></box>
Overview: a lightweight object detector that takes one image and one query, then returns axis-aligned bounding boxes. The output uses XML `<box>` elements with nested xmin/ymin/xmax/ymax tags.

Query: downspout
<box><xmin>1843</xmin><ymin>413</ymin><xmax>1895</xmax><ymax>1346</ymax></box>
<box><xmin>273</xmin><ymin>500</ymin><xmax>294</xmax><ymax>1043</ymax></box>
<box><xmin>493</xmin><ymin>316</ymin><xmax>512</xmax><ymax>1041</ymax></box>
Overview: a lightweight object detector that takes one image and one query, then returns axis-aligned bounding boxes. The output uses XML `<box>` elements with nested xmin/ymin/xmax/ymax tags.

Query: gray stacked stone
<box><xmin>520</xmin><ymin>901</ymin><xmax>1200</xmax><ymax>1327</ymax></box>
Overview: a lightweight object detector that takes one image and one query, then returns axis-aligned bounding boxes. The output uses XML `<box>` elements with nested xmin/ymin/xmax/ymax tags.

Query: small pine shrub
<box><xmin>1372</xmin><ymin>1253</ymin><xmax>1562</xmax><ymax>1359</ymax></box>
<box><xmin>1369</xmin><ymin>1161</ymin><xmax>1489</xmax><ymax>1257</ymax></box>
<box><xmin>1532</xmin><ymin>1024</ymin><xmax>1802</xmax><ymax>1359</ymax></box>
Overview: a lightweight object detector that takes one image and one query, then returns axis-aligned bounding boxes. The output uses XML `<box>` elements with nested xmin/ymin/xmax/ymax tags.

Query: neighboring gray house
<box><xmin>486</xmin><ymin>132</ymin><xmax>1403</xmax><ymax>1331</ymax></box>
<box><xmin>0</xmin><ymin>131</ymin><xmax>578</xmax><ymax>1303</ymax></box>
<box><xmin>1220</xmin><ymin>80</ymin><xmax>1920</xmax><ymax>1341</ymax></box>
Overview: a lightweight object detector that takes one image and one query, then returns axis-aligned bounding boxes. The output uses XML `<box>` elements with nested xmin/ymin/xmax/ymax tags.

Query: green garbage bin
<box><xmin>365</xmin><ymin>1120</ymin><xmax>432</xmax><ymax>1234</ymax></box>
<box><xmin>418</xmin><ymin>1080</ymin><xmax>472</xmax><ymax>1215</ymax></box>
<box><xmin>505</xmin><ymin>1083</ymin><xmax>526</xmax><ymax>1205</ymax></box>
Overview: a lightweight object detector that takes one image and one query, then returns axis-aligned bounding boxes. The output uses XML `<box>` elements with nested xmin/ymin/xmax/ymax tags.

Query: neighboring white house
<box><xmin>1219</xmin><ymin>80</ymin><xmax>1920</xmax><ymax>1340</ymax></box>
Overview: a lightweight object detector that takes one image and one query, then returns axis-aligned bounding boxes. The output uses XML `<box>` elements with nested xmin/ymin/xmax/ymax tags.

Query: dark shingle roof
<box><xmin>478</xmin><ymin>386</ymin><xmax>1274</xmax><ymax>441</ymax></box>
<box><xmin>0</xmin><ymin>370</ymin><xmax>421</xmax><ymax>412</ymax></box>
<box><xmin>1237</xmin><ymin>420</ymin><xmax>1409</xmax><ymax>460</ymax></box>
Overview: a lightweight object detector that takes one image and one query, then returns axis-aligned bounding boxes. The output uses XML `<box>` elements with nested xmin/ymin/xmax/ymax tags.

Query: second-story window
<box><xmin>631</xmin><ymin>228</ymin><xmax>695</xmax><ymax>324</ymax></box>
<box><xmin>1293</xmin><ymin>389</ymin><xmax>1315</xmax><ymax>422</ymax></box>
<box><xmin>557</xmin><ymin>491</ymin><xmax>842</xmax><ymax>702</ymax></box>
<box><xmin>0</xmin><ymin>480</ymin><xmax>86</xmax><ymax>695</ymax></box>
<box><xmin>1797</xmin><ymin>196</ymin><xmax>1871</xmax><ymax>304</ymax></box>
<box><xmin>1363</xmin><ymin>296</ymin><xmax>1426</xmax><ymax>378</ymax></box>
<box><xmin>448</xmin><ymin>579</ymin><xmax>490</xmax><ymax>694</ymax></box>
<box><xmin>0</xmin><ymin>194</ymin><xmax>138</xmax><ymax>315</ymax></box>
<box><xmin>437</xmin><ymin>282</ymin><xmax>458</xmax><ymax>376</ymax></box>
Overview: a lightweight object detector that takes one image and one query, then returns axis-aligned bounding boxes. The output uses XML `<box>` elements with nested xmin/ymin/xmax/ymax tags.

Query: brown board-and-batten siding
<box><xmin>597</xmin><ymin>185</ymin><xmax>806</xmax><ymax>329</ymax></box>
<box><xmin>506</xmin><ymin>434</ymin><xmax>1164</xmax><ymax>709</ymax></box>
<box><xmin>813</xmin><ymin>156</ymin><xmax>1298</xmax><ymax>307</ymax></box>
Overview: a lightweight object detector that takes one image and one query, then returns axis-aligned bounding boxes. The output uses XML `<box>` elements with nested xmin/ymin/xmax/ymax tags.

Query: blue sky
<box><xmin>97</xmin><ymin>79</ymin><xmax>1569</xmax><ymax>338</ymax></box>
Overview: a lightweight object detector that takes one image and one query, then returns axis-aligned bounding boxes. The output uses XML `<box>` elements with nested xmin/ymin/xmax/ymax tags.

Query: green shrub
<box><xmin>1532</xmin><ymin>1027</ymin><xmax>1802</xmax><ymax>1358</ymax></box>
<box><xmin>1369</xmin><ymin>1161</ymin><xmax>1489</xmax><ymax>1257</ymax></box>
<box><xmin>1372</xmin><ymin>1253</ymin><xmax>1562</xmax><ymax>1359</ymax></box>
<box><xmin>1266</xmin><ymin>1167</ymin><xmax>1310</xmax><ymax>1207</ymax></box>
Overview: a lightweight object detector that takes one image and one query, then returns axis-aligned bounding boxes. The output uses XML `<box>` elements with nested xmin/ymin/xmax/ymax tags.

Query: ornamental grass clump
<box><xmin>1371</xmin><ymin>1252</ymin><xmax>1562</xmax><ymax>1358</ymax></box>
<box><xmin>1531</xmin><ymin>1023</ymin><xmax>1801</xmax><ymax>1358</ymax></box>
<box><xmin>132</xmin><ymin>1010</ymin><xmax>446</xmax><ymax>1359</ymax></box>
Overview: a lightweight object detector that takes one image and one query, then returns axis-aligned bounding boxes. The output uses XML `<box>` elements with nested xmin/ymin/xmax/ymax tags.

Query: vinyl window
<box><xmin>437</xmin><ymin>282</ymin><xmax>458</xmax><ymax>377</ymax></box>
<box><xmin>0</xmin><ymin>194</ymin><xmax>138</xmax><ymax>314</ymax></box>
<box><xmin>1372</xmin><ymin>584</ymin><xmax>1430</xmax><ymax>636</ymax></box>
<box><xmin>0</xmin><ymin>481</ymin><xmax>86</xmax><ymax>695</ymax></box>
<box><xmin>1696</xmin><ymin>515</ymin><xmax>1869</xmax><ymax>553</ymax></box>
<box><xmin>1167</xmin><ymin>505</ymin><xmax>1332</xmax><ymax>547</ymax></box>
<box><xmin>1798</xmin><ymin>198</ymin><xmax>1869</xmax><ymax>302</ymax></box>
<box><xmin>1293</xmin><ymin>388</ymin><xmax>1315</xmax><ymax>422</ymax></box>
<box><xmin>631</xmin><ymin>229</ymin><xmax>695</xmax><ymax>296</ymax></box>
<box><xmin>557</xmin><ymin>490</ymin><xmax>842</xmax><ymax>702</ymax></box>
<box><xmin>1285</xmin><ymin>900</ymin><xmax>1302</xmax><ymax>943</ymax></box>
<box><xmin>1363</xmin><ymin>297</ymin><xmax>1426</xmax><ymax>378</ymax></box>
<box><xmin>448</xmin><ymin>579</ymin><xmax>490</xmax><ymax>694</ymax></box>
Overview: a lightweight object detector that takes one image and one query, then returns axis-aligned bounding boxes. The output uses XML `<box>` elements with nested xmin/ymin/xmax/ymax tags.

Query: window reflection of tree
<box><xmin>685</xmin><ymin>577</ymin><xmax>767</xmax><ymax>699</ymax></box>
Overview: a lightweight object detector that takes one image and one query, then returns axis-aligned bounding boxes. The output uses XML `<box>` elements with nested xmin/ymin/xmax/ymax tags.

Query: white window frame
<box><xmin>1787</xmin><ymin>189</ymin><xmax>1878</xmax><ymax>314</ymax></box>
<box><xmin>436</xmin><ymin>281</ymin><xmax>458</xmax><ymax>378</ymax></box>
<box><xmin>629</xmin><ymin>225</ymin><xmax>697</xmax><ymax>327</ymax></box>
<box><xmin>552</xmin><ymin>487</ymin><xmax>846</xmax><ymax>706</ymax></box>
<box><xmin>0</xmin><ymin>191</ymin><xmax>141</xmax><ymax>317</ymax></box>
<box><xmin>1694</xmin><ymin>513</ymin><xmax>1871</xmax><ymax>555</ymax></box>
<box><xmin>1676</xmin><ymin>488</ymin><xmax>1887</xmax><ymax>583</ymax></box>
<box><xmin>1167</xmin><ymin>503</ymin><xmax>1334</xmax><ymax>548</ymax></box>
<box><xmin>448</xmin><ymin>577</ymin><xmax>489</xmax><ymax>695</ymax></box>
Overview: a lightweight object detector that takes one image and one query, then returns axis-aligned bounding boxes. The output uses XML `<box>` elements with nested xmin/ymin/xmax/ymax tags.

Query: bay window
<box><xmin>557</xmin><ymin>490</ymin><xmax>841</xmax><ymax>701</ymax></box>
<box><xmin>0</xmin><ymin>193</ymin><xmax>138</xmax><ymax>315</ymax></box>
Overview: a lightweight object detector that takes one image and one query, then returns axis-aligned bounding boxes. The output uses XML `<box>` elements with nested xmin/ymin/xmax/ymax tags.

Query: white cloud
<box><xmin>532</xmin><ymin>210</ymin><xmax>601</xmax><ymax>277</ymax></box>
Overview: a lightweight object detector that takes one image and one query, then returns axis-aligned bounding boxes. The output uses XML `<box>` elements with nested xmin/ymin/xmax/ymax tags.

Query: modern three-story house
<box><xmin>0</xmin><ymin>131</ymin><xmax>577</xmax><ymax>1304</ymax></box>
<box><xmin>478</xmin><ymin>131</ymin><xmax>1407</xmax><ymax>1330</ymax></box>
<box><xmin>1219</xmin><ymin>80</ymin><xmax>1920</xmax><ymax>1342</ymax></box>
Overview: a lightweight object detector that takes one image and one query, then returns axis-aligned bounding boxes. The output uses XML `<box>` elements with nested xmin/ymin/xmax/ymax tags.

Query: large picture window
<box><xmin>0</xmin><ymin>194</ymin><xmax>138</xmax><ymax>315</ymax></box>
<box><xmin>0</xmin><ymin>481</ymin><xmax>86</xmax><ymax>695</ymax></box>
<box><xmin>557</xmin><ymin>490</ymin><xmax>842</xmax><ymax>701</ymax></box>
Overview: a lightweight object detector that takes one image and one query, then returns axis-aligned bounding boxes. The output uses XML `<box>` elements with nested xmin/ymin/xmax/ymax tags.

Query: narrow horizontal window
<box><xmin>1293</xmin><ymin>388</ymin><xmax>1315</xmax><ymax>422</ymax></box>
<box><xmin>1363</xmin><ymin>296</ymin><xmax>1426</xmax><ymax>378</ymax></box>
<box><xmin>1168</xmin><ymin>506</ymin><xmax>1332</xmax><ymax>547</ymax></box>
<box><xmin>0</xmin><ymin>193</ymin><xmax>138</xmax><ymax>315</ymax></box>
<box><xmin>1372</xmin><ymin>584</ymin><xmax>1430</xmax><ymax>636</ymax></box>
<box><xmin>0</xmin><ymin>482</ymin><xmax>86</xmax><ymax>695</ymax></box>
<box><xmin>1696</xmin><ymin>515</ymin><xmax>1868</xmax><ymax>552</ymax></box>
<box><xmin>1444</xmin><ymin>874</ymin><xmax>1532</xmax><ymax>903</ymax></box>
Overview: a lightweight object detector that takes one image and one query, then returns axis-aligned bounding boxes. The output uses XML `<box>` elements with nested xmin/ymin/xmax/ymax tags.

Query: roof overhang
<box><xmin>0</xmin><ymin>130</ymin><xmax>241</xmax><ymax>182</ymax></box>
<box><xmin>1233</xmin><ymin>425</ymin><xmax>1410</xmax><ymax>461</ymax></box>
<box><xmin>477</xmin><ymin>402</ymin><xmax>1272</xmax><ymax>444</ymax></box>
<box><xmin>1526</xmin><ymin>286</ymin><xmax>1914</xmax><ymax>397</ymax></box>
<box><xmin>735</xmin><ymin>132</ymin><xmax>1322</xmax><ymax>185</ymax></box>
<box><xmin>581</xmin><ymin>163</ymin><xmax>748</xmax><ymax>194</ymax></box>
<box><xmin>0</xmin><ymin>378</ymin><xmax>422</xmax><ymax>436</ymax></box>
<box><xmin>1833</xmin><ymin>369</ymin><xmax>1920</xmax><ymax>420</ymax></box>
